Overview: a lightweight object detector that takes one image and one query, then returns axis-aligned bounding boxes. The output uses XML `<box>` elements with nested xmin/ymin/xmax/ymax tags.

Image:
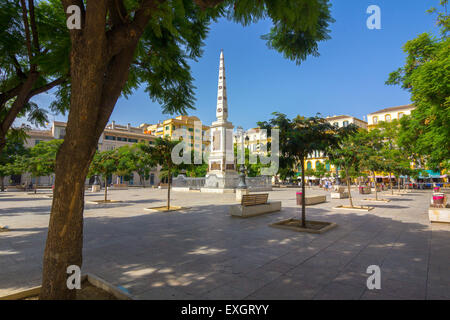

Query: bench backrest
<box><xmin>241</xmin><ymin>193</ymin><xmax>269</xmax><ymax>206</ymax></box>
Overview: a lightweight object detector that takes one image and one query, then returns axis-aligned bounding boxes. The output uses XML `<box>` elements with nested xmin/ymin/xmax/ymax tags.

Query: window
<box><xmin>307</xmin><ymin>161</ymin><xmax>312</xmax><ymax>170</ymax></box>
<box><xmin>165</xmin><ymin>126</ymin><xmax>170</xmax><ymax>131</ymax></box>
<box><xmin>373</xmin><ymin>116</ymin><xmax>378</xmax><ymax>124</ymax></box>
<box><xmin>35</xmin><ymin>140</ymin><xmax>41</xmax><ymax>145</ymax></box>
<box><xmin>333</xmin><ymin>122</ymin><xmax>339</xmax><ymax>127</ymax></box>
<box><xmin>398</xmin><ymin>112</ymin><xmax>404</xmax><ymax>119</ymax></box>
<box><xmin>385</xmin><ymin>114</ymin><xmax>391</xmax><ymax>122</ymax></box>
<box><xmin>105</xmin><ymin>135</ymin><xmax>116</xmax><ymax>141</ymax></box>
<box><xmin>343</xmin><ymin>121</ymin><xmax>349</xmax><ymax>127</ymax></box>
<box><xmin>128</xmin><ymin>138</ymin><xmax>138</xmax><ymax>143</ymax></box>
<box><xmin>188</xmin><ymin>128</ymin><xmax>194</xmax><ymax>132</ymax></box>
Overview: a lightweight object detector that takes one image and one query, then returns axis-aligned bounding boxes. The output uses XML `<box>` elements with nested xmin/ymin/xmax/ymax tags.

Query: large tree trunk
<box><xmin>34</xmin><ymin>178</ymin><xmax>37</xmax><ymax>194</ymax></box>
<box><xmin>0</xmin><ymin>176</ymin><xmax>4</xmax><ymax>192</ymax></box>
<box><xmin>40</xmin><ymin>35</ymin><xmax>138</xmax><ymax>302</ymax></box>
<box><xmin>301</xmin><ymin>158</ymin><xmax>306</xmax><ymax>227</ymax></box>
<box><xmin>40</xmin><ymin>136</ymin><xmax>96</xmax><ymax>299</ymax></box>
<box><xmin>40</xmin><ymin>0</ymin><xmax>161</xmax><ymax>299</ymax></box>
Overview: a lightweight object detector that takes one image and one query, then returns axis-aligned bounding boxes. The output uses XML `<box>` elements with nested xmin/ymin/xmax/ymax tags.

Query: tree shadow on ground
<box><xmin>0</xmin><ymin>197</ymin><xmax>51</xmax><ymax>202</ymax></box>
<box><xmin>1</xmin><ymin>191</ymin><xmax>449</xmax><ymax>300</ymax></box>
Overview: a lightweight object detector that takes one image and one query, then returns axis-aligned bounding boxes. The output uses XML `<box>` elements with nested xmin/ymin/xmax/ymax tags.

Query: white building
<box><xmin>5</xmin><ymin>121</ymin><xmax>161</xmax><ymax>188</ymax></box>
<box><xmin>367</xmin><ymin>104</ymin><xmax>415</xmax><ymax>129</ymax></box>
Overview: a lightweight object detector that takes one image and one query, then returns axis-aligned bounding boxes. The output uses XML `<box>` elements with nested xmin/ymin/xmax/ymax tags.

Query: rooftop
<box><xmin>325</xmin><ymin>115</ymin><xmax>367</xmax><ymax>123</ymax></box>
<box><xmin>368</xmin><ymin>104</ymin><xmax>415</xmax><ymax>115</ymax></box>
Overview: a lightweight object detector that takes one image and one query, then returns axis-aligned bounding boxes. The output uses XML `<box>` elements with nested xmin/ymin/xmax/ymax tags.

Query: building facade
<box><xmin>6</xmin><ymin>121</ymin><xmax>161</xmax><ymax>188</ymax></box>
<box><xmin>367</xmin><ymin>104</ymin><xmax>415</xmax><ymax>130</ymax></box>
<box><xmin>141</xmin><ymin>115</ymin><xmax>210</xmax><ymax>152</ymax></box>
<box><xmin>234</xmin><ymin>127</ymin><xmax>271</xmax><ymax>155</ymax></box>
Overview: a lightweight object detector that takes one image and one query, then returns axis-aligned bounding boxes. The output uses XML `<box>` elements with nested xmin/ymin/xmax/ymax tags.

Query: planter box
<box><xmin>333</xmin><ymin>186</ymin><xmax>346</xmax><ymax>193</ymax></box>
<box><xmin>359</xmin><ymin>187</ymin><xmax>371</xmax><ymax>194</ymax></box>
<box><xmin>172</xmin><ymin>187</ymin><xmax>191</xmax><ymax>192</ymax></box>
<box><xmin>428</xmin><ymin>205</ymin><xmax>450</xmax><ymax>223</ymax></box>
<box><xmin>297</xmin><ymin>195</ymin><xmax>326</xmax><ymax>205</ymax></box>
<box><xmin>0</xmin><ymin>274</ymin><xmax>133</xmax><ymax>300</ymax></box>
<box><xmin>270</xmin><ymin>218</ymin><xmax>337</xmax><ymax>234</ymax></box>
<box><xmin>331</xmin><ymin>192</ymin><xmax>349</xmax><ymax>199</ymax></box>
<box><xmin>333</xmin><ymin>205</ymin><xmax>374</xmax><ymax>212</ymax></box>
<box><xmin>361</xmin><ymin>198</ymin><xmax>391</xmax><ymax>203</ymax></box>
<box><xmin>431</xmin><ymin>193</ymin><xmax>447</xmax><ymax>206</ymax></box>
<box><xmin>230</xmin><ymin>201</ymin><xmax>281</xmax><ymax>218</ymax></box>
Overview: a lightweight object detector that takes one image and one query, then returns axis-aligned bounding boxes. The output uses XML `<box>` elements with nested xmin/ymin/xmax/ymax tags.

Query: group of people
<box><xmin>321</xmin><ymin>180</ymin><xmax>333</xmax><ymax>191</ymax></box>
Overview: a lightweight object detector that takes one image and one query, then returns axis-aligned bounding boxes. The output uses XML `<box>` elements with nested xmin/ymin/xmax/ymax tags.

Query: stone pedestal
<box><xmin>298</xmin><ymin>195</ymin><xmax>327</xmax><ymax>205</ymax></box>
<box><xmin>236</xmin><ymin>188</ymin><xmax>249</xmax><ymax>202</ymax></box>
<box><xmin>331</xmin><ymin>192</ymin><xmax>349</xmax><ymax>199</ymax></box>
<box><xmin>230</xmin><ymin>201</ymin><xmax>281</xmax><ymax>218</ymax></box>
<box><xmin>429</xmin><ymin>206</ymin><xmax>450</xmax><ymax>223</ymax></box>
<box><xmin>91</xmin><ymin>185</ymin><xmax>100</xmax><ymax>192</ymax></box>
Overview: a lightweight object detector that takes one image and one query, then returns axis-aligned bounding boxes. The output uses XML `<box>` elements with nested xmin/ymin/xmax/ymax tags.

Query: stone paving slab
<box><xmin>0</xmin><ymin>187</ymin><xmax>449</xmax><ymax>299</ymax></box>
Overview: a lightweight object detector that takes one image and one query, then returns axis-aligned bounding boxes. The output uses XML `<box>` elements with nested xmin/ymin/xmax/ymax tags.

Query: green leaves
<box><xmin>127</xmin><ymin>0</ymin><xmax>333</xmax><ymax>114</ymax></box>
<box><xmin>11</xmin><ymin>139</ymin><xmax>62</xmax><ymax>178</ymax></box>
<box><xmin>386</xmin><ymin>3</ymin><xmax>449</xmax><ymax>170</ymax></box>
<box><xmin>259</xmin><ymin>112</ymin><xmax>350</xmax><ymax>179</ymax></box>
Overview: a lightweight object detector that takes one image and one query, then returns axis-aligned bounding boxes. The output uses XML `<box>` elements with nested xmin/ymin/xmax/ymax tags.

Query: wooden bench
<box><xmin>230</xmin><ymin>193</ymin><xmax>281</xmax><ymax>218</ymax></box>
<box><xmin>241</xmin><ymin>194</ymin><xmax>269</xmax><ymax>206</ymax></box>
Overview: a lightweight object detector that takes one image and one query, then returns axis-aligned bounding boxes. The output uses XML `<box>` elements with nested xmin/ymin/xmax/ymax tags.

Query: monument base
<box><xmin>200</xmin><ymin>188</ymin><xmax>235</xmax><ymax>193</ymax></box>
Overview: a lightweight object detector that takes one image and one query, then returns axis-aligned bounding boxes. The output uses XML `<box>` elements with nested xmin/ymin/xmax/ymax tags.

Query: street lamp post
<box><xmin>237</xmin><ymin>132</ymin><xmax>248</xmax><ymax>189</ymax></box>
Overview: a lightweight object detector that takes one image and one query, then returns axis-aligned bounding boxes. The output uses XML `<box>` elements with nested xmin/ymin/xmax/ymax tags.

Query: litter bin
<box><xmin>432</xmin><ymin>193</ymin><xmax>445</xmax><ymax>205</ymax></box>
<box><xmin>296</xmin><ymin>192</ymin><xmax>302</xmax><ymax>205</ymax></box>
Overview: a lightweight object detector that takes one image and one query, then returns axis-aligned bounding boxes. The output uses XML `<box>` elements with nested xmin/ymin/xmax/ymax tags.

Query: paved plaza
<box><xmin>0</xmin><ymin>187</ymin><xmax>449</xmax><ymax>300</ymax></box>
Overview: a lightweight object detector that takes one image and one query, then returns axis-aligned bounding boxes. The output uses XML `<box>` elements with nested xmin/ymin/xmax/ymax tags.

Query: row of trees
<box><xmin>0</xmin><ymin>137</ymin><xmax>62</xmax><ymax>193</ymax></box>
<box><xmin>327</xmin><ymin>122</ymin><xmax>421</xmax><ymax>206</ymax></box>
<box><xmin>0</xmin><ymin>135</ymin><xmax>206</xmax><ymax>210</ymax></box>
<box><xmin>259</xmin><ymin>112</ymin><xmax>433</xmax><ymax>224</ymax></box>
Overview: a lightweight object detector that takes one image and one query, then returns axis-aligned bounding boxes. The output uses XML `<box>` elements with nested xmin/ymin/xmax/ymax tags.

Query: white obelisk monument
<box><xmin>205</xmin><ymin>50</ymin><xmax>238</xmax><ymax>189</ymax></box>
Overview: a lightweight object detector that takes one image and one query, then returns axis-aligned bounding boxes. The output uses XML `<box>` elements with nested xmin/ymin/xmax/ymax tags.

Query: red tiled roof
<box><xmin>368</xmin><ymin>105</ymin><xmax>414</xmax><ymax>115</ymax></box>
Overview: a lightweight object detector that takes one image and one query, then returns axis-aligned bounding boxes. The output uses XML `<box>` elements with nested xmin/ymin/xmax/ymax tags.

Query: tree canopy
<box><xmin>0</xmin><ymin>0</ymin><xmax>70</xmax><ymax>151</ymax></box>
<box><xmin>386</xmin><ymin>1</ymin><xmax>449</xmax><ymax>170</ymax></box>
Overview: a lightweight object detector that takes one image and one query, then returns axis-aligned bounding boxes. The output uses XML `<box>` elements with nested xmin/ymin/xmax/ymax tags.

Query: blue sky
<box><xmin>30</xmin><ymin>0</ymin><xmax>441</xmax><ymax>130</ymax></box>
